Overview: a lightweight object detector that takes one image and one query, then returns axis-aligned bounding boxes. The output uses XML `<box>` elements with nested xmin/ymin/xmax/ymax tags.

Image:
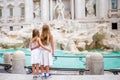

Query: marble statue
<box><xmin>33</xmin><ymin>2</ymin><xmax>41</xmax><ymax>18</ymax></box>
<box><xmin>34</xmin><ymin>8</ymin><xmax>41</xmax><ymax>18</ymax></box>
<box><xmin>54</xmin><ymin>0</ymin><xmax>65</xmax><ymax>20</ymax></box>
<box><xmin>86</xmin><ymin>0</ymin><xmax>96</xmax><ymax>17</ymax></box>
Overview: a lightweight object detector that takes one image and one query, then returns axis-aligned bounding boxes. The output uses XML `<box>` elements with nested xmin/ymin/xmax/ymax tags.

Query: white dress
<box><xmin>40</xmin><ymin>44</ymin><xmax>53</xmax><ymax>67</ymax></box>
<box><xmin>30</xmin><ymin>41</ymin><xmax>40</xmax><ymax>64</ymax></box>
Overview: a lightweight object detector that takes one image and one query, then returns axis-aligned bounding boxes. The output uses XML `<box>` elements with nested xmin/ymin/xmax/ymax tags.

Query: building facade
<box><xmin>0</xmin><ymin>0</ymin><xmax>120</xmax><ymax>31</ymax></box>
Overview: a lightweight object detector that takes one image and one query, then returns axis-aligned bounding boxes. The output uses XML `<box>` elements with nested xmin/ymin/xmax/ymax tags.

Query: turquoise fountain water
<box><xmin>0</xmin><ymin>49</ymin><xmax>120</xmax><ymax>69</ymax></box>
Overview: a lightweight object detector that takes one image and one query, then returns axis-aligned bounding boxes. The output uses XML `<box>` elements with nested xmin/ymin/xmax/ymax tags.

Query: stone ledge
<box><xmin>0</xmin><ymin>73</ymin><xmax>120</xmax><ymax>80</ymax></box>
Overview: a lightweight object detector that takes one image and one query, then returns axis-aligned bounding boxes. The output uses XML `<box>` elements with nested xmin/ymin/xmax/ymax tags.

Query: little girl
<box><xmin>30</xmin><ymin>28</ymin><xmax>51</xmax><ymax>79</ymax></box>
<box><xmin>40</xmin><ymin>24</ymin><xmax>54</xmax><ymax>78</ymax></box>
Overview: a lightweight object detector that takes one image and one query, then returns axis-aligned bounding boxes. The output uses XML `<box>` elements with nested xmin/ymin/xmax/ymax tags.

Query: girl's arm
<box><xmin>50</xmin><ymin>35</ymin><xmax>54</xmax><ymax>56</ymax></box>
<box><xmin>31</xmin><ymin>45</ymin><xmax>40</xmax><ymax>50</ymax></box>
<box><xmin>30</xmin><ymin>38</ymin><xmax>40</xmax><ymax>50</ymax></box>
<box><xmin>37</xmin><ymin>38</ymin><xmax>51</xmax><ymax>52</ymax></box>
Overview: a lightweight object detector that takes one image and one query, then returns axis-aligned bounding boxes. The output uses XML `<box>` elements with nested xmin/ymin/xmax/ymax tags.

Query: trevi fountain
<box><xmin>0</xmin><ymin>0</ymin><xmax>120</xmax><ymax>54</ymax></box>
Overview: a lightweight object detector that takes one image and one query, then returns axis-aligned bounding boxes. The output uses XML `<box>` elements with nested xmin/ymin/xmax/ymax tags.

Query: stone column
<box><xmin>118</xmin><ymin>0</ymin><xmax>120</xmax><ymax>17</ymax></box>
<box><xmin>96</xmin><ymin>0</ymin><xmax>99</xmax><ymax>18</ymax></box>
<box><xmin>12</xmin><ymin>51</ymin><xmax>26</xmax><ymax>74</ymax></box>
<box><xmin>25</xmin><ymin>0</ymin><xmax>33</xmax><ymax>23</ymax></box>
<box><xmin>85</xmin><ymin>54</ymin><xmax>91</xmax><ymax>74</ymax></box>
<box><xmin>90</xmin><ymin>53</ymin><xmax>104</xmax><ymax>75</ymax></box>
<box><xmin>75</xmin><ymin>0</ymin><xmax>85</xmax><ymax>19</ymax></box>
<box><xmin>99</xmin><ymin>0</ymin><xmax>108</xmax><ymax>18</ymax></box>
<box><xmin>4</xmin><ymin>53</ymin><xmax>12</xmax><ymax>65</ymax></box>
<box><xmin>70</xmin><ymin>0</ymin><xmax>74</xmax><ymax>19</ymax></box>
<box><xmin>50</xmin><ymin>0</ymin><xmax>53</xmax><ymax>21</ymax></box>
<box><xmin>41</xmin><ymin>0</ymin><xmax>49</xmax><ymax>22</ymax></box>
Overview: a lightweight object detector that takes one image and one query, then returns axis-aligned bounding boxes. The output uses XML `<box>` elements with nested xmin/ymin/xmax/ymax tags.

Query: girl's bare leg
<box><xmin>41</xmin><ymin>65</ymin><xmax>44</xmax><ymax>74</ymax></box>
<box><xmin>46</xmin><ymin>65</ymin><xmax>49</xmax><ymax>74</ymax></box>
<box><xmin>36</xmin><ymin>64</ymin><xmax>39</xmax><ymax>75</ymax></box>
<box><xmin>32</xmin><ymin>64</ymin><xmax>35</xmax><ymax>75</ymax></box>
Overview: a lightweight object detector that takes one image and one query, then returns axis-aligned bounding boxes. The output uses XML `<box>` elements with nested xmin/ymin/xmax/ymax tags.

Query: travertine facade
<box><xmin>0</xmin><ymin>0</ymin><xmax>120</xmax><ymax>31</ymax></box>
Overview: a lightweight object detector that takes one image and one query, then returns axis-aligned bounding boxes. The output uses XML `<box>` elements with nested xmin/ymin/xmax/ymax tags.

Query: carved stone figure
<box><xmin>54</xmin><ymin>0</ymin><xmax>65</xmax><ymax>20</ymax></box>
<box><xmin>33</xmin><ymin>2</ymin><xmax>41</xmax><ymax>18</ymax></box>
<box><xmin>86</xmin><ymin>0</ymin><xmax>96</xmax><ymax>17</ymax></box>
<box><xmin>34</xmin><ymin>8</ymin><xmax>40</xmax><ymax>18</ymax></box>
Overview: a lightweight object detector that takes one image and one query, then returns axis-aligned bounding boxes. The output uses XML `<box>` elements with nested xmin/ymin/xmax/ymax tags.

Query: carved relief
<box><xmin>85</xmin><ymin>0</ymin><xmax>96</xmax><ymax>17</ymax></box>
<box><xmin>108</xmin><ymin>9</ymin><xmax>120</xmax><ymax>18</ymax></box>
<box><xmin>7</xmin><ymin>16</ymin><xmax>14</xmax><ymax>23</ymax></box>
<box><xmin>64</xmin><ymin>10</ymin><xmax>70</xmax><ymax>19</ymax></box>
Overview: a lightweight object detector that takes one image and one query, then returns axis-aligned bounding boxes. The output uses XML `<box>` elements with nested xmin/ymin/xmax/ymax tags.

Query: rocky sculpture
<box><xmin>0</xmin><ymin>20</ymin><xmax>120</xmax><ymax>53</ymax></box>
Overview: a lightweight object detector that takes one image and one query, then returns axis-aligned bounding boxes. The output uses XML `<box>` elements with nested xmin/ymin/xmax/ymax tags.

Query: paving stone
<box><xmin>0</xmin><ymin>73</ymin><xmax>120</xmax><ymax>80</ymax></box>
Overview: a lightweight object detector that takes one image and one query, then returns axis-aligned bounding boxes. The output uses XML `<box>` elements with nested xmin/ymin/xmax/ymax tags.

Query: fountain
<box><xmin>0</xmin><ymin>20</ymin><xmax>120</xmax><ymax>52</ymax></box>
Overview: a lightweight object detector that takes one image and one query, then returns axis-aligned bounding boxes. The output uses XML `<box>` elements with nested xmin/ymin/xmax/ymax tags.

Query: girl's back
<box><xmin>30</xmin><ymin>37</ymin><xmax>39</xmax><ymax>50</ymax></box>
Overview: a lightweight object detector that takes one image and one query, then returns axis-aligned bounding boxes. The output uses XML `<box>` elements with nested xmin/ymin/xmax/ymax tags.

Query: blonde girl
<box><xmin>40</xmin><ymin>24</ymin><xmax>54</xmax><ymax>78</ymax></box>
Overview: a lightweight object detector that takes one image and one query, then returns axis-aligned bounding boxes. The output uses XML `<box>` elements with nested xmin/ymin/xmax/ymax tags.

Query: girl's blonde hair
<box><xmin>41</xmin><ymin>24</ymin><xmax>51</xmax><ymax>45</ymax></box>
<box><xmin>32</xmin><ymin>28</ymin><xmax>40</xmax><ymax>38</ymax></box>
